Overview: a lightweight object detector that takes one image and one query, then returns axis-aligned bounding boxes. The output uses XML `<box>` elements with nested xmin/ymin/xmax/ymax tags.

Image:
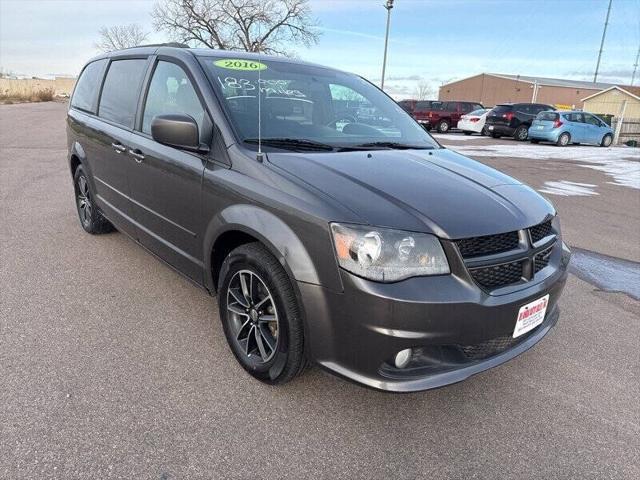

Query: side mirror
<box><xmin>151</xmin><ymin>114</ymin><xmax>209</xmax><ymax>153</ymax></box>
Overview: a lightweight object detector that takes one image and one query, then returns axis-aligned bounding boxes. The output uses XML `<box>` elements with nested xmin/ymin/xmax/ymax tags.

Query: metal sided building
<box><xmin>438</xmin><ymin>73</ymin><xmax>615</xmax><ymax>109</ymax></box>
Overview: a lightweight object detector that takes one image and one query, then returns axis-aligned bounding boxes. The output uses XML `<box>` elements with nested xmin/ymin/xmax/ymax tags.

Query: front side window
<box><xmin>142</xmin><ymin>61</ymin><xmax>205</xmax><ymax>135</ymax></box>
<box><xmin>71</xmin><ymin>59</ymin><xmax>107</xmax><ymax>113</ymax></box>
<box><xmin>98</xmin><ymin>59</ymin><xmax>148</xmax><ymax>128</ymax></box>
<box><xmin>583</xmin><ymin>114</ymin><xmax>601</xmax><ymax>126</ymax></box>
<box><xmin>201</xmin><ymin>57</ymin><xmax>439</xmax><ymax>151</ymax></box>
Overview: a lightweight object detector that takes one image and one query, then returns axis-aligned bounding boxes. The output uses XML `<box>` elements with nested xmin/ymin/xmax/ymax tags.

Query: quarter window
<box><xmin>142</xmin><ymin>61</ymin><xmax>205</xmax><ymax>134</ymax></box>
<box><xmin>98</xmin><ymin>59</ymin><xmax>148</xmax><ymax>128</ymax></box>
<box><xmin>71</xmin><ymin>59</ymin><xmax>107</xmax><ymax>113</ymax></box>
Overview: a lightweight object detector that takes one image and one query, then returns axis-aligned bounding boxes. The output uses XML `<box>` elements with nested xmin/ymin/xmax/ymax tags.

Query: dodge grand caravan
<box><xmin>67</xmin><ymin>46</ymin><xmax>570</xmax><ymax>392</ymax></box>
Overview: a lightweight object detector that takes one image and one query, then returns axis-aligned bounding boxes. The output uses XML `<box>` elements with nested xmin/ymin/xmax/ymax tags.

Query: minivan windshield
<box><xmin>200</xmin><ymin>57</ymin><xmax>439</xmax><ymax>151</ymax></box>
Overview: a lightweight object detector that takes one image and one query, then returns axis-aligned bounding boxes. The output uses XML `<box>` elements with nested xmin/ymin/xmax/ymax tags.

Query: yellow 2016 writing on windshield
<box><xmin>214</xmin><ymin>59</ymin><xmax>267</xmax><ymax>71</ymax></box>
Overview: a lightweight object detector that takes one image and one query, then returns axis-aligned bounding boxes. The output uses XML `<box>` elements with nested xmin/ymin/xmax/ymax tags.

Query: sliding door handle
<box><xmin>129</xmin><ymin>149</ymin><xmax>145</xmax><ymax>163</ymax></box>
<box><xmin>111</xmin><ymin>142</ymin><xmax>126</xmax><ymax>153</ymax></box>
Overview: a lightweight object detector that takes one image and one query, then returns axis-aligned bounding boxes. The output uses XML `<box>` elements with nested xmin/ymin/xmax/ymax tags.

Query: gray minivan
<box><xmin>67</xmin><ymin>45</ymin><xmax>570</xmax><ymax>392</ymax></box>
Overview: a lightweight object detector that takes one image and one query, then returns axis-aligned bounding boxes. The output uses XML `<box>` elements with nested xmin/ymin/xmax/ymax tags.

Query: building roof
<box><xmin>487</xmin><ymin>73</ymin><xmax>615</xmax><ymax>90</ymax></box>
<box><xmin>581</xmin><ymin>85</ymin><xmax>640</xmax><ymax>102</ymax></box>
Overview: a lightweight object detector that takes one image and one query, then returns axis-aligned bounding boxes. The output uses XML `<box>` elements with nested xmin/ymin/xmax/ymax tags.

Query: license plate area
<box><xmin>513</xmin><ymin>294</ymin><xmax>549</xmax><ymax>338</ymax></box>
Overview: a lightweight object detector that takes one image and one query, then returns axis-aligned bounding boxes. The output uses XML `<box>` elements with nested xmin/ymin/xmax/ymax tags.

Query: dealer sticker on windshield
<box><xmin>214</xmin><ymin>59</ymin><xmax>267</xmax><ymax>71</ymax></box>
<box><xmin>513</xmin><ymin>294</ymin><xmax>549</xmax><ymax>338</ymax></box>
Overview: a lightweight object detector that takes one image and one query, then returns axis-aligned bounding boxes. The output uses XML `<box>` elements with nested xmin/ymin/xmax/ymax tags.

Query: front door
<box><xmin>126</xmin><ymin>60</ymin><xmax>211</xmax><ymax>283</ymax></box>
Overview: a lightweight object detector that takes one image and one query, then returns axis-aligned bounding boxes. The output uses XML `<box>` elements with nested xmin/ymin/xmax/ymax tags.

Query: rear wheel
<box><xmin>514</xmin><ymin>125</ymin><xmax>529</xmax><ymax>141</ymax></box>
<box><xmin>218</xmin><ymin>243</ymin><xmax>306</xmax><ymax>385</ymax></box>
<box><xmin>556</xmin><ymin>132</ymin><xmax>571</xmax><ymax>147</ymax></box>
<box><xmin>481</xmin><ymin>126</ymin><xmax>489</xmax><ymax>136</ymax></box>
<box><xmin>436</xmin><ymin>119</ymin><xmax>450</xmax><ymax>133</ymax></box>
<box><xmin>73</xmin><ymin>165</ymin><xmax>114</xmax><ymax>234</ymax></box>
<box><xmin>601</xmin><ymin>133</ymin><xmax>613</xmax><ymax>147</ymax></box>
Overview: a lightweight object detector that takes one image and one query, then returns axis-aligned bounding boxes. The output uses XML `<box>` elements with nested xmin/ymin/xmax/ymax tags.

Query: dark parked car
<box><xmin>411</xmin><ymin>101</ymin><xmax>485</xmax><ymax>133</ymax></box>
<box><xmin>486</xmin><ymin>103</ymin><xmax>556</xmax><ymax>140</ymax></box>
<box><xmin>67</xmin><ymin>46</ymin><xmax>569</xmax><ymax>392</ymax></box>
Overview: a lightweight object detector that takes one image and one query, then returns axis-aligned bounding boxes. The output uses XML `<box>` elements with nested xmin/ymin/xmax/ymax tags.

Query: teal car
<box><xmin>528</xmin><ymin>111</ymin><xmax>614</xmax><ymax>147</ymax></box>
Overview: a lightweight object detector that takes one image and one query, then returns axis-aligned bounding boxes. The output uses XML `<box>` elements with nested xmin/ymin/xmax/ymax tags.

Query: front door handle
<box><xmin>129</xmin><ymin>149</ymin><xmax>145</xmax><ymax>163</ymax></box>
<box><xmin>111</xmin><ymin>142</ymin><xmax>126</xmax><ymax>154</ymax></box>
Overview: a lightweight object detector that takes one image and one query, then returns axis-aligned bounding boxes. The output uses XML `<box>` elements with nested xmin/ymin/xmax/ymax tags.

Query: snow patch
<box><xmin>451</xmin><ymin>144</ymin><xmax>640</xmax><ymax>189</ymax></box>
<box><xmin>539</xmin><ymin>181</ymin><xmax>599</xmax><ymax>197</ymax></box>
<box><xmin>432</xmin><ymin>133</ymin><xmax>489</xmax><ymax>142</ymax></box>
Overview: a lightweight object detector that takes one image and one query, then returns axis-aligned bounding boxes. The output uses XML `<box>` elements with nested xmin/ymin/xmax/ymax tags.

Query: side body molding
<box><xmin>203</xmin><ymin>204</ymin><xmax>320</xmax><ymax>292</ymax></box>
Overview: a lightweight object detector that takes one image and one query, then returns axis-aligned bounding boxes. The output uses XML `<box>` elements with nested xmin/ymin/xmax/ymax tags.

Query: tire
<box><xmin>481</xmin><ymin>126</ymin><xmax>488</xmax><ymax>136</ymax></box>
<box><xmin>530</xmin><ymin>139</ymin><xmax>540</xmax><ymax>144</ymax></box>
<box><xmin>514</xmin><ymin>125</ymin><xmax>529</xmax><ymax>141</ymax></box>
<box><xmin>491</xmin><ymin>132</ymin><xmax>501</xmax><ymax>138</ymax></box>
<box><xmin>601</xmin><ymin>134</ymin><xmax>613</xmax><ymax>147</ymax></box>
<box><xmin>73</xmin><ymin>165</ymin><xmax>114</xmax><ymax>234</ymax></box>
<box><xmin>556</xmin><ymin>132</ymin><xmax>571</xmax><ymax>147</ymax></box>
<box><xmin>436</xmin><ymin>119</ymin><xmax>450</xmax><ymax>133</ymax></box>
<box><xmin>218</xmin><ymin>243</ymin><xmax>306</xmax><ymax>385</ymax></box>
<box><xmin>463</xmin><ymin>131</ymin><xmax>473</xmax><ymax>136</ymax></box>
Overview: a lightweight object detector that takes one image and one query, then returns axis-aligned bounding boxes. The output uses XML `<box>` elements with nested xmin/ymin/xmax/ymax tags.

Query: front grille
<box><xmin>534</xmin><ymin>245</ymin><xmax>553</xmax><ymax>273</ymax></box>
<box><xmin>459</xmin><ymin>335</ymin><xmax>519</xmax><ymax>360</ymax></box>
<box><xmin>455</xmin><ymin>230</ymin><xmax>519</xmax><ymax>259</ymax></box>
<box><xmin>469</xmin><ymin>260</ymin><xmax>524</xmax><ymax>289</ymax></box>
<box><xmin>530</xmin><ymin>220</ymin><xmax>553</xmax><ymax>243</ymax></box>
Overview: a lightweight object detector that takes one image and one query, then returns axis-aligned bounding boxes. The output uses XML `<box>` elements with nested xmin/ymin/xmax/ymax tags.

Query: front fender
<box><xmin>203</xmin><ymin>204</ymin><xmax>325</xmax><ymax>292</ymax></box>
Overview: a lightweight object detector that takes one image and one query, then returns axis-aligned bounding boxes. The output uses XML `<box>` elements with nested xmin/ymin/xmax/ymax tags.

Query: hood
<box><xmin>267</xmin><ymin>148</ymin><xmax>555</xmax><ymax>239</ymax></box>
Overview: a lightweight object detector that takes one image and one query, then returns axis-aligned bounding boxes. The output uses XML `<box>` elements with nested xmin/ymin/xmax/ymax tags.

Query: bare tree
<box><xmin>152</xmin><ymin>0</ymin><xmax>320</xmax><ymax>56</ymax></box>
<box><xmin>95</xmin><ymin>24</ymin><xmax>150</xmax><ymax>52</ymax></box>
<box><xmin>414</xmin><ymin>80</ymin><xmax>435</xmax><ymax>100</ymax></box>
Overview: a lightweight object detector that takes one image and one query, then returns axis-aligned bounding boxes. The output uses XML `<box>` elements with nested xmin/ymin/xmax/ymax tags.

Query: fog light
<box><xmin>394</xmin><ymin>348</ymin><xmax>412</xmax><ymax>369</ymax></box>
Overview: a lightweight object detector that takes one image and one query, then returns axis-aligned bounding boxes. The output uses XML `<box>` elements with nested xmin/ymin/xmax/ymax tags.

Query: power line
<box><xmin>594</xmin><ymin>0</ymin><xmax>613</xmax><ymax>83</ymax></box>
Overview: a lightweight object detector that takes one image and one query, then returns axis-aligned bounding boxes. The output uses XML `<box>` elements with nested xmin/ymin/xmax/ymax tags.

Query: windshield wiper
<box><xmin>244</xmin><ymin>138</ymin><xmax>335</xmax><ymax>152</ymax></box>
<box><xmin>353</xmin><ymin>141</ymin><xmax>435</xmax><ymax>150</ymax></box>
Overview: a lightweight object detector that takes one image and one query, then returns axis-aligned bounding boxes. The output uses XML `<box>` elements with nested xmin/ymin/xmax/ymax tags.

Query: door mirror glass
<box><xmin>151</xmin><ymin>114</ymin><xmax>204</xmax><ymax>151</ymax></box>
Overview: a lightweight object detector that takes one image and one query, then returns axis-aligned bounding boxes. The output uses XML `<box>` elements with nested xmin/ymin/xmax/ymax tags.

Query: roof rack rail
<box><xmin>122</xmin><ymin>42</ymin><xmax>190</xmax><ymax>50</ymax></box>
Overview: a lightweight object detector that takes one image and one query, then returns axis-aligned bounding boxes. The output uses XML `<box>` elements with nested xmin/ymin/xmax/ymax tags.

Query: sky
<box><xmin>1</xmin><ymin>0</ymin><xmax>639</xmax><ymax>98</ymax></box>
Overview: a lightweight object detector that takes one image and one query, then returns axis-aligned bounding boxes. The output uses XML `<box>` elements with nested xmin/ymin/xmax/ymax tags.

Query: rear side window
<box><xmin>491</xmin><ymin>105</ymin><xmax>511</xmax><ymax>114</ymax></box>
<box><xmin>415</xmin><ymin>101</ymin><xmax>433</xmax><ymax>110</ymax></box>
<box><xmin>537</xmin><ymin>112</ymin><xmax>558</xmax><ymax>121</ymax></box>
<box><xmin>71</xmin><ymin>59</ymin><xmax>107</xmax><ymax>113</ymax></box>
<box><xmin>98</xmin><ymin>59</ymin><xmax>148</xmax><ymax>128</ymax></box>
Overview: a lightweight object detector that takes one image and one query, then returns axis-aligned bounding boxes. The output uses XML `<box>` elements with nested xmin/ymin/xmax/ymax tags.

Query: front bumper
<box><xmin>299</xmin><ymin>241</ymin><xmax>570</xmax><ymax>392</ymax></box>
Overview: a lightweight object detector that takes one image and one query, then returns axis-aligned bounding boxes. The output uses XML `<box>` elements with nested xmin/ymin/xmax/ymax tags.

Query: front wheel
<box><xmin>514</xmin><ymin>125</ymin><xmax>529</xmax><ymax>141</ymax></box>
<box><xmin>218</xmin><ymin>243</ymin><xmax>306</xmax><ymax>385</ymax></box>
<box><xmin>601</xmin><ymin>134</ymin><xmax>613</xmax><ymax>147</ymax></box>
<box><xmin>436</xmin><ymin>120</ymin><xmax>450</xmax><ymax>133</ymax></box>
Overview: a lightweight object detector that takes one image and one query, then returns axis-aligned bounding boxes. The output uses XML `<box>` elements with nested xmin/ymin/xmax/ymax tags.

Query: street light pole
<box><xmin>593</xmin><ymin>0</ymin><xmax>613</xmax><ymax>83</ymax></box>
<box><xmin>380</xmin><ymin>0</ymin><xmax>394</xmax><ymax>90</ymax></box>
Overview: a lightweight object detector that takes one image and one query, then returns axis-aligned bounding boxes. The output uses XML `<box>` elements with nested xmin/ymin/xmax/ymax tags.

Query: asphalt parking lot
<box><xmin>1</xmin><ymin>102</ymin><xmax>639</xmax><ymax>479</ymax></box>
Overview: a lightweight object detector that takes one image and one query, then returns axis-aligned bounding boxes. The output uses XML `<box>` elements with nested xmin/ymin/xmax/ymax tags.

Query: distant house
<box><xmin>582</xmin><ymin>86</ymin><xmax>640</xmax><ymax>118</ymax></box>
<box><xmin>438</xmin><ymin>73</ymin><xmax>614</xmax><ymax>108</ymax></box>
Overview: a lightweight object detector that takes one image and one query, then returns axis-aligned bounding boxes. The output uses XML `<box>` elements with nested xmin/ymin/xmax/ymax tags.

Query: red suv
<box><xmin>413</xmin><ymin>101</ymin><xmax>484</xmax><ymax>133</ymax></box>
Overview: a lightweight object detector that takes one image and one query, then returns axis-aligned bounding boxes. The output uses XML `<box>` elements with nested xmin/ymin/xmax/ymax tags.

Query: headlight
<box><xmin>330</xmin><ymin>223</ymin><xmax>450</xmax><ymax>282</ymax></box>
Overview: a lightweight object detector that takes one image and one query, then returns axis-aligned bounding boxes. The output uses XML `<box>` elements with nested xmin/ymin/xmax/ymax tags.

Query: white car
<box><xmin>457</xmin><ymin>108</ymin><xmax>491</xmax><ymax>135</ymax></box>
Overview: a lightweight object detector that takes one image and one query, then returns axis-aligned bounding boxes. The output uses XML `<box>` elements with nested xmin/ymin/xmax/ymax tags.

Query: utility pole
<box><xmin>380</xmin><ymin>0</ymin><xmax>394</xmax><ymax>90</ymax></box>
<box><xmin>631</xmin><ymin>43</ymin><xmax>640</xmax><ymax>85</ymax></box>
<box><xmin>594</xmin><ymin>0</ymin><xmax>613</xmax><ymax>83</ymax></box>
